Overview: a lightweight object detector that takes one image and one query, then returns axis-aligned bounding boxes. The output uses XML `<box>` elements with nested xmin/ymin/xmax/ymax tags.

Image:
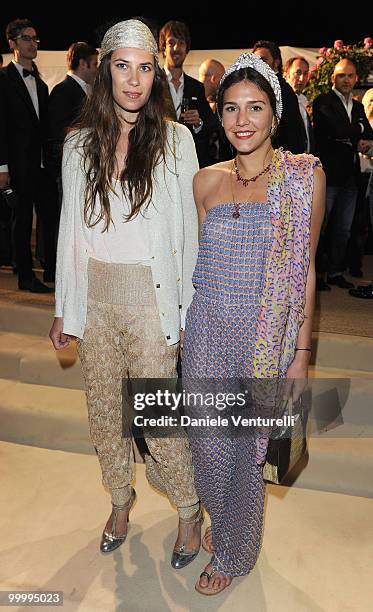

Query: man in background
<box><xmin>198</xmin><ymin>58</ymin><xmax>225</xmax><ymax>113</ymax></box>
<box><xmin>283</xmin><ymin>56</ymin><xmax>314</xmax><ymax>153</ymax></box>
<box><xmin>159</xmin><ymin>20</ymin><xmax>214</xmax><ymax>167</ymax></box>
<box><xmin>198</xmin><ymin>57</ymin><xmax>231</xmax><ymax>164</ymax></box>
<box><xmin>347</xmin><ymin>88</ymin><xmax>373</xmax><ymax>288</ymax></box>
<box><xmin>313</xmin><ymin>59</ymin><xmax>373</xmax><ymax>290</ymax></box>
<box><xmin>0</xmin><ymin>18</ymin><xmax>57</xmax><ymax>292</ymax></box>
<box><xmin>253</xmin><ymin>40</ymin><xmax>306</xmax><ymax>154</ymax></box>
<box><xmin>46</xmin><ymin>42</ymin><xmax>98</xmax><ymax>192</ymax></box>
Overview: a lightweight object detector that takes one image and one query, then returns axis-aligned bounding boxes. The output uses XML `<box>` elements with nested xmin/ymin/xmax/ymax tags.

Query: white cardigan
<box><xmin>55</xmin><ymin>121</ymin><xmax>199</xmax><ymax>345</ymax></box>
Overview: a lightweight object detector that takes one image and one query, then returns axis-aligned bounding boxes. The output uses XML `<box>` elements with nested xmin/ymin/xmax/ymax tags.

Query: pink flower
<box><xmin>319</xmin><ymin>46</ymin><xmax>327</xmax><ymax>55</ymax></box>
<box><xmin>326</xmin><ymin>48</ymin><xmax>333</xmax><ymax>57</ymax></box>
<box><xmin>334</xmin><ymin>39</ymin><xmax>344</xmax><ymax>50</ymax></box>
<box><xmin>316</xmin><ymin>57</ymin><xmax>324</xmax><ymax>67</ymax></box>
<box><xmin>364</xmin><ymin>37</ymin><xmax>373</xmax><ymax>49</ymax></box>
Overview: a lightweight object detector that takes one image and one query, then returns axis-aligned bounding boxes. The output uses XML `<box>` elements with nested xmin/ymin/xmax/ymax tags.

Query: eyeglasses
<box><xmin>13</xmin><ymin>35</ymin><xmax>40</xmax><ymax>44</ymax></box>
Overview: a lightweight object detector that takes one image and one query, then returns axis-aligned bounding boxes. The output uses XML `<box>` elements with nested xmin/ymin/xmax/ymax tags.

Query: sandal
<box><xmin>100</xmin><ymin>487</ymin><xmax>136</xmax><ymax>554</ymax></box>
<box><xmin>195</xmin><ymin>563</ymin><xmax>232</xmax><ymax>596</ymax></box>
<box><xmin>202</xmin><ymin>525</ymin><xmax>215</xmax><ymax>553</ymax></box>
<box><xmin>171</xmin><ymin>506</ymin><xmax>204</xmax><ymax>569</ymax></box>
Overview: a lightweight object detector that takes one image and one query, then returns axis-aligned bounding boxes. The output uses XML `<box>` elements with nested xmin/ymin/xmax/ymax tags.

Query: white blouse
<box><xmin>55</xmin><ymin>122</ymin><xmax>199</xmax><ymax>345</ymax></box>
<box><xmin>89</xmin><ymin>182</ymin><xmax>151</xmax><ymax>265</ymax></box>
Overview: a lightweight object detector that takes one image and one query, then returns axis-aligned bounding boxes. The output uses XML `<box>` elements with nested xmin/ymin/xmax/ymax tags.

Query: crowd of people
<box><xmin>0</xmin><ymin>16</ymin><xmax>372</xmax><ymax>598</ymax></box>
<box><xmin>0</xmin><ymin>18</ymin><xmax>372</xmax><ymax>295</ymax></box>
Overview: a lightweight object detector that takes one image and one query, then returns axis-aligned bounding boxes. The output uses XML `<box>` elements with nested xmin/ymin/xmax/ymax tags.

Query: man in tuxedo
<box><xmin>283</xmin><ymin>56</ymin><xmax>314</xmax><ymax>154</ymax></box>
<box><xmin>253</xmin><ymin>40</ymin><xmax>306</xmax><ymax>154</ymax></box>
<box><xmin>46</xmin><ymin>42</ymin><xmax>98</xmax><ymax>182</ymax></box>
<box><xmin>159</xmin><ymin>20</ymin><xmax>214</xmax><ymax>168</ymax></box>
<box><xmin>313</xmin><ymin>59</ymin><xmax>373</xmax><ymax>290</ymax></box>
<box><xmin>0</xmin><ymin>18</ymin><xmax>57</xmax><ymax>292</ymax></box>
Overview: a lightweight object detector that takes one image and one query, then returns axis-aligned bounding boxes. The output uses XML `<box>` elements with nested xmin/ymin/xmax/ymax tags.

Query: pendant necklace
<box><xmin>231</xmin><ymin>156</ymin><xmax>272</xmax><ymax>219</ymax></box>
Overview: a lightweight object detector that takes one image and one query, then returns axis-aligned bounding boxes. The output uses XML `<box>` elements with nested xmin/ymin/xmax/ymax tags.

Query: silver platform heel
<box><xmin>100</xmin><ymin>487</ymin><xmax>136</xmax><ymax>554</ymax></box>
<box><xmin>171</xmin><ymin>505</ymin><xmax>204</xmax><ymax>569</ymax></box>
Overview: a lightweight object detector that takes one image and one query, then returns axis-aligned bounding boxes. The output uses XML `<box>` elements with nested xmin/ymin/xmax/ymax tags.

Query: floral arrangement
<box><xmin>304</xmin><ymin>37</ymin><xmax>373</xmax><ymax>105</ymax></box>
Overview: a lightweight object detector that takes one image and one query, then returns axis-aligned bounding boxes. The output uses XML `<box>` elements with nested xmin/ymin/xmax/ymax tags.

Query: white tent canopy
<box><xmin>2</xmin><ymin>47</ymin><xmax>319</xmax><ymax>91</ymax></box>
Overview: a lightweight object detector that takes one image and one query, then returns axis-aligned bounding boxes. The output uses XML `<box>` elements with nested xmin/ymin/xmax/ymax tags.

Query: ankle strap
<box><xmin>112</xmin><ymin>503</ymin><xmax>128</xmax><ymax>511</ymax></box>
<box><xmin>179</xmin><ymin>506</ymin><xmax>203</xmax><ymax>524</ymax></box>
<box><xmin>112</xmin><ymin>488</ymin><xmax>135</xmax><ymax>511</ymax></box>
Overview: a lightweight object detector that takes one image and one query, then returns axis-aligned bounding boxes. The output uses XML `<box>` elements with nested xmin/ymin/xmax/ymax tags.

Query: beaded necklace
<box><xmin>231</xmin><ymin>156</ymin><xmax>272</xmax><ymax>218</ymax></box>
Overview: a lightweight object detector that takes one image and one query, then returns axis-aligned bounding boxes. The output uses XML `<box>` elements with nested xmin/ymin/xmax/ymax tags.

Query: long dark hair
<box><xmin>217</xmin><ymin>67</ymin><xmax>279</xmax><ymax>137</ymax></box>
<box><xmin>74</xmin><ymin>52</ymin><xmax>171</xmax><ymax>231</ymax></box>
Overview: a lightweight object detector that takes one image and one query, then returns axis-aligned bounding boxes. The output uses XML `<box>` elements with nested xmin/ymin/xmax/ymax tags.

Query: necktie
<box><xmin>22</xmin><ymin>68</ymin><xmax>35</xmax><ymax>78</ymax></box>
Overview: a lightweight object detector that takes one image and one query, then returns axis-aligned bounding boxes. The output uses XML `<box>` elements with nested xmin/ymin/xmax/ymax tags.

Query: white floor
<box><xmin>1</xmin><ymin>441</ymin><xmax>372</xmax><ymax>612</ymax></box>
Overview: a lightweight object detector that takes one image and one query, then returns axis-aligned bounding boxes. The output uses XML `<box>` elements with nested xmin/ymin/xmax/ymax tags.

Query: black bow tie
<box><xmin>22</xmin><ymin>68</ymin><xmax>35</xmax><ymax>78</ymax></box>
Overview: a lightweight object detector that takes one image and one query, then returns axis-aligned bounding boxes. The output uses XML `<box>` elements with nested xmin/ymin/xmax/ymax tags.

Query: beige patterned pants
<box><xmin>77</xmin><ymin>259</ymin><xmax>198</xmax><ymax>514</ymax></box>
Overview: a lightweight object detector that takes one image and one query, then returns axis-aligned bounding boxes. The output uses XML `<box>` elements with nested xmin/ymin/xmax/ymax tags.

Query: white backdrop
<box><xmin>1</xmin><ymin>47</ymin><xmax>319</xmax><ymax>91</ymax></box>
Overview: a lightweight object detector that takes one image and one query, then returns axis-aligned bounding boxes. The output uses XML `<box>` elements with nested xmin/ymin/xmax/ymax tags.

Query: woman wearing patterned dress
<box><xmin>182</xmin><ymin>53</ymin><xmax>325</xmax><ymax>595</ymax></box>
<box><xmin>49</xmin><ymin>20</ymin><xmax>203</xmax><ymax>566</ymax></box>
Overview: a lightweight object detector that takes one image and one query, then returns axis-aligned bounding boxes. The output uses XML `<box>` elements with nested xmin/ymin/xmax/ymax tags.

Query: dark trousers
<box><xmin>316</xmin><ymin>180</ymin><xmax>358</xmax><ymax>276</ymax></box>
<box><xmin>0</xmin><ymin>192</ymin><xmax>14</xmax><ymax>265</ymax></box>
<box><xmin>13</xmin><ymin>168</ymin><xmax>58</xmax><ymax>284</ymax></box>
<box><xmin>347</xmin><ymin>173</ymin><xmax>373</xmax><ymax>272</ymax></box>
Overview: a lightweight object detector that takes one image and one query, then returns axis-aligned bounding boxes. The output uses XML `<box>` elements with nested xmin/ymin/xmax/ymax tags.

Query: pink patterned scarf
<box><xmin>253</xmin><ymin>148</ymin><xmax>321</xmax><ymax>378</ymax></box>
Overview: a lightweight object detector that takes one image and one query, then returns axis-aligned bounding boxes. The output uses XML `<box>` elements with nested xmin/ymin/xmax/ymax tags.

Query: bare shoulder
<box><xmin>193</xmin><ymin>160</ymin><xmax>233</xmax><ymax>209</ymax></box>
<box><xmin>313</xmin><ymin>164</ymin><xmax>326</xmax><ymax>185</ymax></box>
<box><xmin>311</xmin><ymin>165</ymin><xmax>326</xmax><ymax>224</ymax></box>
<box><xmin>193</xmin><ymin>160</ymin><xmax>233</xmax><ymax>194</ymax></box>
<box><xmin>312</xmin><ymin>164</ymin><xmax>326</xmax><ymax>203</ymax></box>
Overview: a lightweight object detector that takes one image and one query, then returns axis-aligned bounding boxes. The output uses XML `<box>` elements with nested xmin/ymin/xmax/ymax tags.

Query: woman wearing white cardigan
<box><xmin>49</xmin><ymin>20</ymin><xmax>202</xmax><ymax>567</ymax></box>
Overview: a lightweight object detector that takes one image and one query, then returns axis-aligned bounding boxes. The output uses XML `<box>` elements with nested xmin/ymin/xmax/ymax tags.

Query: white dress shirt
<box><xmin>67</xmin><ymin>71</ymin><xmax>92</xmax><ymax>96</ymax></box>
<box><xmin>297</xmin><ymin>92</ymin><xmax>311</xmax><ymax>153</ymax></box>
<box><xmin>13</xmin><ymin>60</ymin><xmax>39</xmax><ymax>118</ymax></box>
<box><xmin>332</xmin><ymin>86</ymin><xmax>353</xmax><ymax>121</ymax></box>
<box><xmin>90</xmin><ymin>181</ymin><xmax>150</xmax><ymax>265</ymax></box>
<box><xmin>164</xmin><ymin>66</ymin><xmax>184</xmax><ymax>119</ymax></box>
<box><xmin>55</xmin><ymin>122</ymin><xmax>199</xmax><ymax>344</ymax></box>
<box><xmin>164</xmin><ymin>65</ymin><xmax>202</xmax><ymax>134</ymax></box>
<box><xmin>332</xmin><ymin>86</ymin><xmax>365</xmax><ymax>142</ymax></box>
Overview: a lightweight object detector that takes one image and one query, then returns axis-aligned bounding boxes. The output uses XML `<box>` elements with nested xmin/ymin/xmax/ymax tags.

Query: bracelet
<box><xmin>295</xmin><ymin>348</ymin><xmax>311</xmax><ymax>351</ymax></box>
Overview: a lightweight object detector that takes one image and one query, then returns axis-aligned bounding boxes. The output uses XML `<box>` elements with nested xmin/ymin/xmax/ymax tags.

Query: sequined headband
<box><xmin>100</xmin><ymin>19</ymin><xmax>159</xmax><ymax>61</ymax></box>
<box><xmin>218</xmin><ymin>52</ymin><xmax>283</xmax><ymax>120</ymax></box>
